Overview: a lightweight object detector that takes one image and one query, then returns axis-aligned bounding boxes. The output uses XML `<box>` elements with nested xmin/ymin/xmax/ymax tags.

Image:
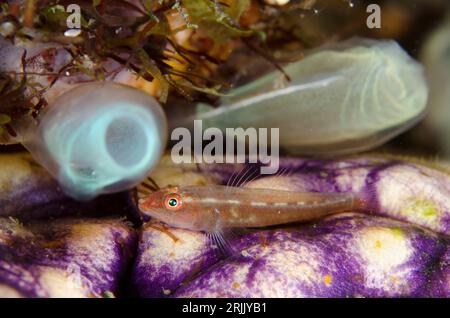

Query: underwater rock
<box><xmin>132</xmin><ymin>155</ymin><xmax>449</xmax><ymax>297</ymax></box>
<box><xmin>185</xmin><ymin>38</ymin><xmax>428</xmax><ymax>155</ymax></box>
<box><xmin>0</xmin><ymin>217</ymin><xmax>136</xmax><ymax>297</ymax></box>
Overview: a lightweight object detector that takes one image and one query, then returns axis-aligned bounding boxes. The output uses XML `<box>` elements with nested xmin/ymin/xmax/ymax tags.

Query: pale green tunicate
<box><xmin>21</xmin><ymin>82</ymin><xmax>167</xmax><ymax>200</ymax></box>
<box><xmin>192</xmin><ymin>38</ymin><xmax>429</xmax><ymax>155</ymax></box>
<box><xmin>421</xmin><ymin>16</ymin><xmax>450</xmax><ymax>158</ymax></box>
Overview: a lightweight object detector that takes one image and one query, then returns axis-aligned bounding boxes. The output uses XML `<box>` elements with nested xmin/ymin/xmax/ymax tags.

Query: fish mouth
<box><xmin>137</xmin><ymin>197</ymin><xmax>160</xmax><ymax>215</ymax></box>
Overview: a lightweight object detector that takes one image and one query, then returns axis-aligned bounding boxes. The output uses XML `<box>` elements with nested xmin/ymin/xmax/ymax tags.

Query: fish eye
<box><xmin>168</xmin><ymin>198</ymin><xmax>178</xmax><ymax>207</ymax></box>
<box><xmin>164</xmin><ymin>193</ymin><xmax>183</xmax><ymax>211</ymax></box>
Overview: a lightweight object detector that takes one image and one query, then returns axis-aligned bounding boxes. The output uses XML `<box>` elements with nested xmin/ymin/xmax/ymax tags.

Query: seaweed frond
<box><xmin>0</xmin><ymin>0</ymin><xmax>320</xmax><ymax>141</ymax></box>
<box><xmin>0</xmin><ymin>0</ymin><xmax>259</xmax><ymax>138</ymax></box>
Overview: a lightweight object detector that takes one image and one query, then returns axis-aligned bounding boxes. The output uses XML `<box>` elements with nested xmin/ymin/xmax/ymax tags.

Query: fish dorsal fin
<box><xmin>226</xmin><ymin>165</ymin><xmax>261</xmax><ymax>189</ymax></box>
<box><xmin>225</xmin><ymin>164</ymin><xmax>295</xmax><ymax>189</ymax></box>
<box><xmin>135</xmin><ymin>176</ymin><xmax>160</xmax><ymax>199</ymax></box>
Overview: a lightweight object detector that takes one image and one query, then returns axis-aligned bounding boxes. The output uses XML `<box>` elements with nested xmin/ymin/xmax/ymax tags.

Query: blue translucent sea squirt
<box><xmin>18</xmin><ymin>82</ymin><xmax>167</xmax><ymax>200</ymax></box>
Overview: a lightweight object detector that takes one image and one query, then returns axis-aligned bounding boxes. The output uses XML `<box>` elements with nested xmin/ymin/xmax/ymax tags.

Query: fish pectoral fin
<box><xmin>206</xmin><ymin>229</ymin><xmax>238</xmax><ymax>258</ymax></box>
<box><xmin>147</xmin><ymin>221</ymin><xmax>180</xmax><ymax>243</ymax></box>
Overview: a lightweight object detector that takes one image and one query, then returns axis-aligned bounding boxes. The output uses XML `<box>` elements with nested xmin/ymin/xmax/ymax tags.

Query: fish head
<box><xmin>139</xmin><ymin>186</ymin><xmax>200</xmax><ymax>230</ymax></box>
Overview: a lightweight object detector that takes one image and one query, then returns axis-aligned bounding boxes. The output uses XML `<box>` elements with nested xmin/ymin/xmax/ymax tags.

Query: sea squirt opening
<box><xmin>105</xmin><ymin>117</ymin><xmax>149</xmax><ymax>167</ymax></box>
<box><xmin>19</xmin><ymin>82</ymin><xmax>168</xmax><ymax>200</ymax></box>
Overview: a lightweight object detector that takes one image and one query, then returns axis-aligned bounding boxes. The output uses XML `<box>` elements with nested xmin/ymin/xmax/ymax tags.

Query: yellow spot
<box><xmin>390</xmin><ymin>228</ymin><xmax>404</xmax><ymax>238</ymax></box>
<box><xmin>374</xmin><ymin>240</ymin><xmax>382</xmax><ymax>249</ymax></box>
<box><xmin>358</xmin><ymin>227</ymin><xmax>411</xmax><ymax>273</ymax></box>
<box><xmin>232</xmin><ymin>282</ymin><xmax>241</xmax><ymax>289</ymax></box>
<box><xmin>382</xmin><ymin>275</ymin><xmax>407</xmax><ymax>290</ymax></box>
<box><xmin>403</xmin><ymin>199</ymin><xmax>438</xmax><ymax>220</ymax></box>
<box><xmin>388</xmin><ymin>275</ymin><xmax>401</xmax><ymax>288</ymax></box>
<box><xmin>324</xmin><ymin>274</ymin><xmax>332</xmax><ymax>286</ymax></box>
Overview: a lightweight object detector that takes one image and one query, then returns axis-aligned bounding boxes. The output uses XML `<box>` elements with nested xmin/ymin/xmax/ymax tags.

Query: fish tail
<box><xmin>351</xmin><ymin>189</ymin><xmax>378</xmax><ymax>215</ymax></box>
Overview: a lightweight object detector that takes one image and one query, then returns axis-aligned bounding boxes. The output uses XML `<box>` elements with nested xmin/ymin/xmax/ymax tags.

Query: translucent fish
<box><xmin>139</xmin><ymin>184</ymin><xmax>364</xmax><ymax>256</ymax></box>
<box><xmin>188</xmin><ymin>38</ymin><xmax>429</xmax><ymax>155</ymax></box>
<box><xmin>139</xmin><ymin>184</ymin><xmax>363</xmax><ymax>231</ymax></box>
<box><xmin>17</xmin><ymin>82</ymin><xmax>167</xmax><ymax>200</ymax></box>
